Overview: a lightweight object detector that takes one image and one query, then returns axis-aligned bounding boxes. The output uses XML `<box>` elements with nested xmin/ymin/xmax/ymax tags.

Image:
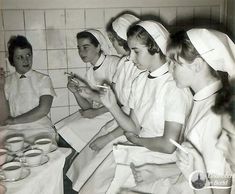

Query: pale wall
<box><xmin>0</xmin><ymin>0</ymin><xmax>227</xmax><ymax>123</ymax></box>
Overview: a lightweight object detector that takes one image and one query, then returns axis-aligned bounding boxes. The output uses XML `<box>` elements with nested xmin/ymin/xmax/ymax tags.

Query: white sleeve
<box><xmin>39</xmin><ymin>75</ymin><xmax>56</xmax><ymax>97</ymax></box>
<box><xmin>164</xmin><ymin>87</ymin><xmax>190</xmax><ymax>124</ymax></box>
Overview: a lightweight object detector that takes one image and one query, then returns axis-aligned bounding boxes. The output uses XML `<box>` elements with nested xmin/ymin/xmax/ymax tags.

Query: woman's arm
<box><xmin>100</xmin><ymin>87</ymin><xmax>141</xmax><ymax>135</ymax></box>
<box><xmin>5</xmin><ymin>95</ymin><xmax>53</xmax><ymax>125</ymax></box>
<box><xmin>125</xmin><ymin>121</ymin><xmax>182</xmax><ymax>153</ymax></box>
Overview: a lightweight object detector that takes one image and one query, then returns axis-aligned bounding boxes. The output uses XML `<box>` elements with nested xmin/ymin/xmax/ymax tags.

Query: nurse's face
<box><xmin>77</xmin><ymin>38</ymin><xmax>100</xmax><ymax>65</ymax></box>
<box><xmin>13</xmin><ymin>47</ymin><xmax>33</xmax><ymax>74</ymax></box>
<box><xmin>127</xmin><ymin>36</ymin><xmax>152</xmax><ymax>71</ymax></box>
<box><xmin>108</xmin><ymin>33</ymin><xmax>128</xmax><ymax>56</ymax></box>
<box><xmin>216</xmin><ymin>113</ymin><xmax>235</xmax><ymax>172</ymax></box>
<box><xmin>169</xmin><ymin>57</ymin><xmax>194</xmax><ymax>88</ymax></box>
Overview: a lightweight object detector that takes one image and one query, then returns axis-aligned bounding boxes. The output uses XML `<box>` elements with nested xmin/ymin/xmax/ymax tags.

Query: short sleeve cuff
<box><xmin>40</xmin><ymin>88</ymin><xmax>56</xmax><ymax>97</ymax></box>
<box><xmin>165</xmin><ymin>113</ymin><xmax>185</xmax><ymax>124</ymax></box>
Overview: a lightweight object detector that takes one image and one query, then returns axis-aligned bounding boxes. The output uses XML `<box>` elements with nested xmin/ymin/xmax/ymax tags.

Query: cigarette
<box><xmin>96</xmin><ymin>85</ymin><xmax>108</xmax><ymax>89</ymax></box>
<box><xmin>71</xmin><ymin>78</ymin><xmax>79</xmax><ymax>84</ymax></box>
<box><xmin>169</xmin><ymin>138</ymin><xmax>189</xmax><ymax>154</ymax></box>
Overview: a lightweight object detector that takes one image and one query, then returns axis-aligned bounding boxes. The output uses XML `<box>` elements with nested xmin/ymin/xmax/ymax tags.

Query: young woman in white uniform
<box><xmin>131</xmin><ymin>29</ymin><xmax>234</xmax><ymax>194</ymax></box>
<box><xmin>67</xmin><ymin>20</ymin><xmax>192</xmax><ymax>194</ymax></box>
<box><xmin>55</xmin><ymin>29</ymin><xmax>120</xmax><ymax>152</ymax></box>
<box><xmin>0</xmin><ymin>35</ymin><xmax>56</xmax><ymax>142</ymax></box>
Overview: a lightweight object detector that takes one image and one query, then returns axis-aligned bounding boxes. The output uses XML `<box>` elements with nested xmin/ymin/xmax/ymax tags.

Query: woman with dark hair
<box><xmin>0</xmin><ymin>35</ymin><xmax>56</xmax><ymax>141</ymax></box>
<box><xmin>55</xmin><ymin>29</ymin><xmax>120</xmax><ymax>153</ymax></box>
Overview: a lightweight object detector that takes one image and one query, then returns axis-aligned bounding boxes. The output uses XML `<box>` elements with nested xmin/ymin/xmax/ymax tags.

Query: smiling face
<box><xmin>77</xmin><ymin>38</ymin><xmax>100</xmax><ymax>65</ymax></box>
<box><xmin>13</xmin><ymin>47</ymin><xmax>32</xmax><ymax>74</ymax></box>
<box><xmin>216</xmin><ymin>113</ymin><xmax>235</xmax><ymax>172</ymax></box>
<box><xmin>127</xmin><ymin>36</ymin><xmax>152</xmax><ymax>70</ymax></box>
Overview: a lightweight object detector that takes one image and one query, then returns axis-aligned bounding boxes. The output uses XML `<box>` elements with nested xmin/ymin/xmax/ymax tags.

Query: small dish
<box><xmin>23</xmin><ymin>155</ymin><xmax>49</xmax><ymax>167</ymax></box>
<box><xmin>0</xmin><ymin>168</ymin><xmax>30</xmax><ymax>182</ymax></box>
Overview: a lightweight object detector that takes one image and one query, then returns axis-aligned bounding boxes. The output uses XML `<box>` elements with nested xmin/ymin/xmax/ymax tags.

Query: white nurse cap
<box><xmin>187</xmin><ymin>28</ymin><xmax>235</xmax><ymax>77</ymax></box>
<box><xmin>112</xmin><ymin>14</ymin><xmax>140</xmax><ymax>41</ymax></box>
<box><xmin>137</xmin><ymin>21</ymin><xmax>169</xmax><ymax>55</ymax></box>
<box><xmin>85</xmin><ymin>29</ymin><xmax>111</xmax><ymax>55</ymax></box>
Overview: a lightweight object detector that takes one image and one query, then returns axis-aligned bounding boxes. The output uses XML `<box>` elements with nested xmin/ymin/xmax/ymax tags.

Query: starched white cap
<box><xmin>112</xmin><ymin>14</ymin><xmax>140</xmax><ymax>41</ymax></box>
<box><xmin>137</xmin><ymin>21</ymin><xmax>169</xmax><ymax>55</ymax></box>
<box><xmin>187</xmin><ymin>28</ymin><xmax>235</xmax><ymax>77</ymax></box>
<box><xmin>85</xmin><ymin>29</ymin><xmax>111</xmax><ymax>55</ymax></box>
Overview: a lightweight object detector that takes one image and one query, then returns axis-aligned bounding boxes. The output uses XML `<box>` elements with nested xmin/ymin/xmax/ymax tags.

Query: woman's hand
<box><xmin>79</xmin><ymin>108</ymin><xmax>99</xmax><ymax>118</ymax></box>
<box><xmin>99</xmin><ymin>85</ymin><xmax>117</xmax><ymax>109</ymax></box>
<box><xmin>89</xmin><ymin>134</ymin><xmax>111</xmax><ymax>151</ymax></box>
<box><xmin>176</xmin><ymin>141</ymin><xmax>205</xmax><ymax>180</ymax></box>
<box><xmin>124</xmin><ymin>132</ymin><xmax>140</xmax><ymax>145</ymax></box>
<box><xmin>77</xmin><ymin>86</ymin><xmax>100</xmax><ymax>102</ymax></box>
<box><xmin>67</xmin><ymin>77</ymin><xmax>79</xmax><ymax>93</ymax></box>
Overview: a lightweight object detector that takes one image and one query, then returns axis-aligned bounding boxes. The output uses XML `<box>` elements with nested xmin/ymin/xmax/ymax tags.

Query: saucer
<box><xmin>50</xmin><ymin>144</ymin><xmax>57</xmax><ymax>153</ymax></box>
<box><xmin>0</xmin><ymin>168</ymin><xmax>30</xmax><ymax>182</ymax></box>
<box><xmin>23</xmin><ymin>155</ymin><xmax>49</xmax><ymax>167</ymax></box>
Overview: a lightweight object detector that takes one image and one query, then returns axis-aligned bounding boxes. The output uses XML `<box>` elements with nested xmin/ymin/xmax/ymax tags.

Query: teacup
<box><xmin>24</xmin><ymin>149</ymin><xmax>42</xmax><ymax>166</ymax></box>
<box><xmin>1</xmin><ymin>161</ymin><xmax>22</xmax><ymax>180</ymax></box>
<box><xmin>34</xmin><ymin>138</ymin><xmax>52</xmax><ymax>154</ymax></box>
<box><xmin>0</xmin><ymin>148</ymin><xmax>7</xmax><ymax>166</ymax></box>
<box><xmin>6</xmin><ymin>136</ymin><xmax>24</xmax><ymax>152</ymax></box>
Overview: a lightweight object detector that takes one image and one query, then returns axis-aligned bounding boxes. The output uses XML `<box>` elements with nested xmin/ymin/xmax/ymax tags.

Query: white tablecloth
<box><xmin>2</xmin><ymin>147</ymin><xmax>71</xmax><ymax>194</ymax></box>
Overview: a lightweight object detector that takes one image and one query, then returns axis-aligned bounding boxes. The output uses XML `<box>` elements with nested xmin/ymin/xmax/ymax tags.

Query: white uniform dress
<box><xmin>1</xmin><ymin>70</ymin><xmax>56</xmax><ymax>143</ymax></box>
<box><xmin>113</xmin><ymin>56</ymin><xmax>142</xmax><ymax>107</ymax></box>
<box><xmin>67</xmin><ymin>63</ymin><xmax>193</xmax><ymax>193</ymax></box>
<box><xmin>55</xmin><ymin>54</ymin><xmax>120</xmax><ymax>152</ymax></box>
<box><xmin>140</xmin><ymin>81</ymin><xmax>230</xmax><ymax>194</ymax></box>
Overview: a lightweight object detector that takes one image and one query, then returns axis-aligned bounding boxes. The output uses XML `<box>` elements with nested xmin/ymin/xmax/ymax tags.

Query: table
<box><xmin>2</xmin><ymin>147</ymin><xmax>71</xmax><ymax>194</ymax></box>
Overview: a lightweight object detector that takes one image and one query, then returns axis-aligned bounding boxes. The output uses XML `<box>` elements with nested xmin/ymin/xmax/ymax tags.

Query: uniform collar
<box><xmin>193</xmin><ymin>80</ymin><xmax>222</xmax><ymax>101</ymax></box>
<box><xmin>16</xmin><ymin>69</ymin><xmax>33</xmax><ymax>79</ymax></box>
<box><xmin>148</xmin><ymin>62</ymin><xmax>169</xmax><ymax>79</ymax></box>
<box><xmin>93</xmin><ymin>54</ymin><xmax>106</xmax><ymax>71</ymax></box>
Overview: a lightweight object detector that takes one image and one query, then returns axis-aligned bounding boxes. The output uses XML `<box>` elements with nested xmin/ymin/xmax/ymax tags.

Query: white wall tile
<box><xmin>45</xmin><ymin>10</ymin><xmax>65</xmax><ymax>29</ymax></box>
<box><xmin>160</xmin><ymin>7</ymin><xmax>177</xmax><ymax>26</ymax></box>
<box><xmin>85</xmin><ymin>9</ymin><xmax>104</xmax><ymax>28</ymax></box>
<box><xmin>48</xmin><ymin>50</ymin><xmax>67</xmax><ymax>69</ymax></box>
<box><xmin>48</xmin><ymin>69</ymin><xmax>68</xmax><ymax>88</ymax></box>
<box><xmin>67</xmin><ymin>49</ymin><xmax>86</xmax><ymax>68</ymax></box>
<box><xmin>25</xmin><ymin>10</ymin><xmax>45</xmax><ymax>30</ymax></box>
<box><xmin>141</xmin><ymin>8</ymin><xmax>160</xmax><ymax>19</ymax></box>
<box><xmin>50</xmin><ymin>106</ymin><xmax>69</xmax><ymax>124</ymax></box>
<box><xmin>46</xmin><ymin>29</ymin><xmax>66</xmax><ymax>49</ymax></box>
<box><xmin>52</xmin><ymin>88</ymin><xmax>69</xmax><ymax>107</ymax></box>
<box><xmin>4</xmin><ymin>31</ymin><xmax>26</xmax><ymax>50</ymax></box>
<box><xmin>0</xmin><ymin>31</ymin><xmax>5</xmax><ymax>51</ymax></box>
<box><xmin>104</xmin><ymin>8</ymin><xmax>125</xmax><ymax>25</ymax></box>
<box><xmin>211</xmin><ymin>6</ymin><xmax>220</xmax><ymax>24</ymax></box>
<box><xmin>66</xmin><ymin>9</ymin><xmax>85</xmax><ymax>29</ymax></box>
<box><xmin>194</xmin><ymin>7</ymin><xmax>211</xmax><ymax>25</ymax></box>
<box><xmin>66</xmin><ymin>29</ymin><xmax>80</xmax><ymax>49</ymax></box>
<box><xmin>69</xmin><ymin>106</ymin><xmax>80</xmax><ymax>114</ymax></box>
<box><xmin>177</xmin><ymin>7</ymin><xmax>194</xmax><ymax>25</ymax></box>
<box><xmin>3</xmin><ymin>10</ymin><xmax>24</xmax><ymax>30</ymax></box>
<box><xmin>33</xmin><ymin>50</ymin><xmax>47</xmax><ymax>70</ymax></box>
<box><xmin>0</xmin><ymin>11</ymin><xmax>3</xmax><ymax>30</ymax></box>
<box><xmin>26</xmin><ymin>30</ymin><xmax>46</xmax><ymax>49</ymax></box>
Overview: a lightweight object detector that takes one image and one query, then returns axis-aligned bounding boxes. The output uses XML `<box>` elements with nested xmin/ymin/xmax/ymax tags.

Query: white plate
<box><xmin>23</xmin><ymin>155</ymin><xmax>49</xmax><ymax>167</ymax></box>
<box><xmin>0</xmin><ymin>168</ymin><xmax>30</xmax><ymax>182</ymax></box>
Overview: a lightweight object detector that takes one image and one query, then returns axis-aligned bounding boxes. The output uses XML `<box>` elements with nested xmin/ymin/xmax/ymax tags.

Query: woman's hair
<box><xmin>213</xmin><ymin>78</ymin><xmax>235</xmax><ymax>124</ymax></box>
<box><xmin>76</xmin><ymin>31</ymin><xmax>100</xmax><ymax>48</ymax></box>
<box><xmin>127</xmin><ymin>24</ymin><xmax>164</xmax><ymax>57</ymax></box>
<box><xmin>166</xmin><ymin>30</ymin><xmax>199</xmax><ymax>64</ymax></box>
<box><xmin>106</xmin><ymin>18</ymin><xmax>130</xmax><ymax>52</ymax></box>
<box><xmin>168</xmin><ymin>31</ymin><xmax>232</xmax><ymax>122</ymax></box>
<box><xmin>7</xmin><ymin>35</ymin><xmax>33</xmax><ymax>66</ymax></box>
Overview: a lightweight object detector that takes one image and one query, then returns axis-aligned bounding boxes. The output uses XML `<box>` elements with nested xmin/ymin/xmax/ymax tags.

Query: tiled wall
<box><xmin>0</xmin><ymin>0</ymin><xmax>227</xmax><ymax>123</ymax></box>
